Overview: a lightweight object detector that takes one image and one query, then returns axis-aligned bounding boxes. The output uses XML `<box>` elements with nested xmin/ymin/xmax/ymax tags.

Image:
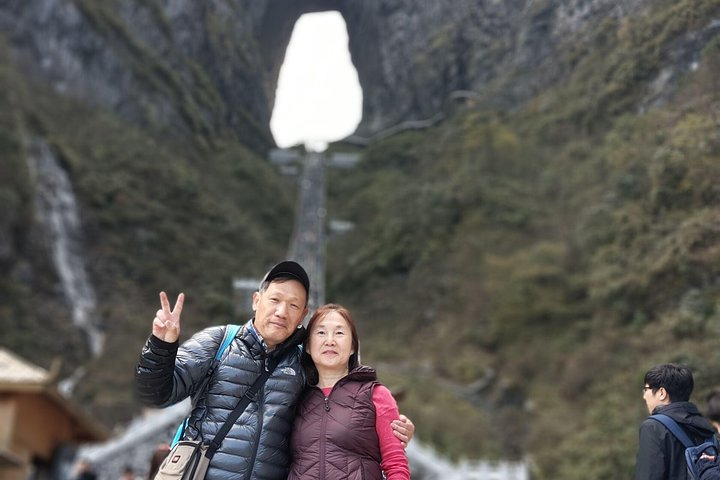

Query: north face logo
<box><xmin>281</xmin><ymin>367</ymin><xmax>296</xmax><ymax>376</ymax></box>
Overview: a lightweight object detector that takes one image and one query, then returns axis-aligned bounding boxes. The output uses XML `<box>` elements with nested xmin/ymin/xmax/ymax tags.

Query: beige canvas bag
<box><xmin>154</xmin><ymin>440</ymin><xmax>210</xmax><ymax>480</ymax></box>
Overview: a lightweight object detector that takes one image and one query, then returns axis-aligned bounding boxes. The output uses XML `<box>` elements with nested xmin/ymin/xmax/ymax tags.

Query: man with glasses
<box><xmin>634</xmin><ymin>363</ymin><xmax>716</xmax><ymax>479</ymax></box>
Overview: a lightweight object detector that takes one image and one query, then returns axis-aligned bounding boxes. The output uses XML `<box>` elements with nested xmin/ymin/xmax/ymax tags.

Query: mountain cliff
<box><xmin>4</xmin><ymin>0</ymin><xmax>702</xmax><ymax>139</ymax></box>
<box><xmin>2</xmin><ymin>1</ymin><xmax>720</xmax><ymax>478</ymax></box>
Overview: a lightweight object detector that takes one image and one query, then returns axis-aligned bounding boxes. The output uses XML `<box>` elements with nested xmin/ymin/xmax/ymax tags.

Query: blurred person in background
<box><xmin>72</xmin><ymin>459</ymin><xmax>98</xmax><ymax>480</ymax></box>
<box><xmin>704</xmin><ymin>389</ymin><xmax>720</xmax><ymax>433</ymax></box>
<box><xmin>147</xmin><ymin>444</ymin><xmax>171</xmax><ymax>480</ymax></box>
<box><xmin>120</xmin><ymin>466</ymin><xmax>139</xmax><ymax>480</ymax></box>
<box><xmin>634</xmin><ymin>363</ymin><xmax>716</xmax><ymax>480</ymax></box>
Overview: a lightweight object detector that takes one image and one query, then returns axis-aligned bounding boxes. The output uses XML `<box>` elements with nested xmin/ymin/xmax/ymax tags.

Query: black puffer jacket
<box><xmin>135</xmin><ymin>320</ymin><xmax>306</xmax><ymax>480</ymax></box>
<box><xmin>634</xmin><ymin>401</ymin><xmax>717</xmax><ymax>480</ymax></box>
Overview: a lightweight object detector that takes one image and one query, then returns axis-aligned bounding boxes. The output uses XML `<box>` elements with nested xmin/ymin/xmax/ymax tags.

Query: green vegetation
<box><xmin>0</xmin><ymin>35</ymin><xmax>294</xmax><ymax>424</ymax></box>
<box><xmin>325</xmin><ymin>1</ymin><xmax>720</xmax><ymax>477</ymax></box>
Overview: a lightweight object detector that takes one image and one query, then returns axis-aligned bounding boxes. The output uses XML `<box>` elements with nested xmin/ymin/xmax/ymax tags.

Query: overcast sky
<box><xmin>270</xmin><ymin>12</ymin><xmax>362</xmax><ymax>151</ymax></box>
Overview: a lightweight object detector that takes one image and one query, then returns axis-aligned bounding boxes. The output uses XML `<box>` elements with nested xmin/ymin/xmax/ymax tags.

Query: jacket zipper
<box><xmin>319</xmin><ymin>391</ymin><xmax>329</xmax><ymax>479</ymax></box>
<box><xmin>320</xmin><ymin>374</ymin><xmax>369</xmax><ymax>480</ymax></box>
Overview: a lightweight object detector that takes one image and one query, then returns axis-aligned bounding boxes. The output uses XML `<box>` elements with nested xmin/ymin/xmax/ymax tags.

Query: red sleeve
<box><xmin>373</xmin><ymin>385</ymin><xmax>411</xmax><ymax>480</ymax></box>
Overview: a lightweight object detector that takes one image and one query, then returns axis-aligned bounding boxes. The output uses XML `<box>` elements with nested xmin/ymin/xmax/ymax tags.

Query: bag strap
<box><xmin>171</xmin><ymin>324</ymin><xmax>240</xmax><ymax>447</ymax></box>
<box><xmin>205</xmin><ymin>356</ymin><xmax>280</xmax><ymax>458</ymax></box>
<box><xmin>215</xmin><ymin>324</ymin><xmax>241</xmax><ymax>362</ymax></box>
<box><xmin>197</xmin><ymin>324</ymin><xmax>241</xmax><ymax>394</ymax></box>
<box><xmin>650</xmin><ymin>414</ymin><xmax>696</xmax><ymax>448</ymax></box>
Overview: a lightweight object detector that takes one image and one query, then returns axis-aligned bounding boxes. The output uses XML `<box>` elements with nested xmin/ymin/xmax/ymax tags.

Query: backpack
<box><xmin>650</xmin><ymin>413</ymin><xmax>720</xmax><ymax>480</ymax></box>
<box><xmin>170</xmin><ymin>324</ymin><xmax>241</xmax><ymax>447</ymax></box>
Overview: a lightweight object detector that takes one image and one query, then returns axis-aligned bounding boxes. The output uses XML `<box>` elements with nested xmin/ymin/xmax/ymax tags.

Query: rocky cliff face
<box><xmin>2</xmin><ymin>0</ymin><xmax>690</xmax><ymax>147</ymax></box>
<box><xmin>2</xmin><ymin>0</ymin><xmax>273</xmax><ymax>150</ymax></box>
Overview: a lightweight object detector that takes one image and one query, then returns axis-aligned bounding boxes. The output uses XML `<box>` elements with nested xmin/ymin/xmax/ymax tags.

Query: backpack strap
<box><xmin>215</xmin><ymin>324</ymin><xmax>240</xmax><ymax>362</ymax></box>
<box><xmin>650</xmin><ymin>414</ymin><xmax>696</xmax><ymax>448</ymax></box>
<box><xmin>201</xmin><ymin>324</ymin><xmax>241</xmax><ymax>388</ymax></box>
<box><xmin>205</xmin><ymin>356</ymin><xmax>281</xmax><ymax>459</ymax></box>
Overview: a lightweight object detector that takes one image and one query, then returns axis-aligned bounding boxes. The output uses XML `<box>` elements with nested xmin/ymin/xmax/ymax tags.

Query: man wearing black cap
<box><xmin>251</xmin><ymin>260</ymin><xmax>310</xmax><ymax>351</ymax></box>
<box><xmin>135</xmin><ymin>261</ymin><xmax>413</xmax><ymax>480</ymax></box>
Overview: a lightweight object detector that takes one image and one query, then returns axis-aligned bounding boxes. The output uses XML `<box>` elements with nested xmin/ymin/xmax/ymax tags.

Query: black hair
<box><xmin>705</xmin><ymin>389</ymin><xmax>720</xmax><ymax>423</ymax></box>
<box><xmin>259</xmin><ymin>273</ymin><xmax>308</xmax><ymax>307</ymax></box>
<box><xmin>148</xmin><ymin>444</ymin><xmax>171</xmax><ymax>480</ymax></box>
<box><xmin>644</xmin><ymin>363</ymin><xmax>694</xmax><ymax>402</ymax></box>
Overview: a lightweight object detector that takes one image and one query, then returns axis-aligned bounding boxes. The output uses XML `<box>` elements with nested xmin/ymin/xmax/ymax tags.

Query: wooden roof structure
<box><xmin>0</xmin><ymin>348</ymin><xmax>108</xmax><ymax>479</ymax></box>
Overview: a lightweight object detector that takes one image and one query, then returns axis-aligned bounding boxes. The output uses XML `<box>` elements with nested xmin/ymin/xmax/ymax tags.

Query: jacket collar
<box><xmin>242</xmin><ymin>318</ymin><xmax>306</xmax><ymax>357</ymax></box>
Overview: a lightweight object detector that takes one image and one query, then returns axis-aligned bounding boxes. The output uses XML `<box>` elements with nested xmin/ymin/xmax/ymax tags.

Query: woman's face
<box><xmin>308</xmin><ymin>311</ymin><xmax>355</xmax><ymax>373</ymax></box>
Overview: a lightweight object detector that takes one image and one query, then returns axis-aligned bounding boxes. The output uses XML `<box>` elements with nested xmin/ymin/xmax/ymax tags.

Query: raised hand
<box><xmin>152</xmin><ymin>291</ymin><xmax>184</xmax><ymax>343</ymax></box>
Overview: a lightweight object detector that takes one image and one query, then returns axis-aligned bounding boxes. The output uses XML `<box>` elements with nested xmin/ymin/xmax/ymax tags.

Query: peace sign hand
<box><xmin>152</xmin><ymin>291</ymin><xmax>184</xmax><ymax>343</ymax></box>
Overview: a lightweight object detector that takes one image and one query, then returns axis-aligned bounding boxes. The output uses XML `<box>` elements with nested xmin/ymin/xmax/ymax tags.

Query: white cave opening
<box><xmin>270</xmin><ymin>11</ymin><xmax>362</xmax><ymax>152</ymax></box>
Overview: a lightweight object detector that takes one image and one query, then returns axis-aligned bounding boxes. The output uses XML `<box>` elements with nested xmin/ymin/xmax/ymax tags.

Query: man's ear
<box><xmin>251</xmin><ymin>291</ymin><xmax>260</xmax><ymax>312</ymax></box>
<box><xmin>659</xmin><ymin>387</ymin><xmax>670</xmax><ymax>403</ymax></box>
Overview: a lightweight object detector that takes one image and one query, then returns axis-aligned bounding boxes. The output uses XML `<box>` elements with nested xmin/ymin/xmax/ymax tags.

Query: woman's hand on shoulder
<box><xmin>391</xmin><ymin>414</ymin><xmax>415</xmax><ymax>448</ymax></box>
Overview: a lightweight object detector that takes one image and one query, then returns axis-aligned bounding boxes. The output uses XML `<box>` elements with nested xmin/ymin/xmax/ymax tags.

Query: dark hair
<box><xmin>302</xmin><ymin>304</ymin><xmax>360</xmax><ymax>386</ymax></box>
<box><xmin>644</xmin><ymin>363</ymin><xmax>694</xmax><ymax>402</ymax></box>
<box><xmin>147</xmin><ymin>444</ymin><xmax>171</xmax><ymax>480</ymax></box>
<box><xmin>705</xmin><ymin>389</ymin><xmax>720</xmax><ymax>423</ymax></box>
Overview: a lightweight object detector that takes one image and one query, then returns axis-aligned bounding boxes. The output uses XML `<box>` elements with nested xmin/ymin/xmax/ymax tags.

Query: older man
<box><xmin>136</xmin><ymin>261</ymin><xmax>413</xmax><ymax>480</ymax></box>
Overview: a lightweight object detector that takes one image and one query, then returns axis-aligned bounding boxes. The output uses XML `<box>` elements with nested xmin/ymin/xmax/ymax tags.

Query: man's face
<box><xmin>643</xmin><ymin>384</ymin><xmax>668</xmax><ymax>413</ymax></box>
<box><xmin>252</xmin><ymin>279</ymin><xmax>308</xmax><ymax>349</ymax></box>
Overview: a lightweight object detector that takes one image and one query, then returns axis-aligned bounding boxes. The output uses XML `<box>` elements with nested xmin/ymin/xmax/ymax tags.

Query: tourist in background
<box><xmin>147</xmin><ymin>444</ymin><xmax>170</xmax><ymax>480</ymax></box>
<box><xmin>634</xmin><ymin>363</ymin><xmax>716</xmax><ymax>480</ymax></box>
<box><xmin>72</xmin><ymin>459</ymin><xmax>98</xmax><ymax>480</ymax></box>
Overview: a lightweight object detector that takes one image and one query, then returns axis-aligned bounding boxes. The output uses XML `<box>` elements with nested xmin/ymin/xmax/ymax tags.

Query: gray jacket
<box><xmin>135</xmin><ymin>320</ymin><xmax>306</xmax><ymax>480</ymax></box>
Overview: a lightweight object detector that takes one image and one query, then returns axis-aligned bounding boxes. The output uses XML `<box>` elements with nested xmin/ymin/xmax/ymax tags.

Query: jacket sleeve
<box><xmin>634</xmin><ymin>420</ymin><xmax>668</xmax><ymax>480</ymax></box>
<box><xmin>135</xmin><ymin>326</ymin><xmax>225</xmax><ymax>407</ymax></box>
<box><xmin>373</xmin><ymin>385</ymin><xmax>410</xmax><ymax>480</ymax></box>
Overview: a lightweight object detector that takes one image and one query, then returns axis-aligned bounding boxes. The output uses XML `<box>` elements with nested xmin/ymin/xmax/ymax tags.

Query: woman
<box><xmin>288</xmin><ymin>304</ymin><xmax>411</xmax><ymax>480</ymax></box>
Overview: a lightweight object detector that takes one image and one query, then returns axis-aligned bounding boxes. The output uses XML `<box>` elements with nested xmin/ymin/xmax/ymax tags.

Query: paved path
<box><xmin>287</xmin><ymin>150</ymin><xmax>326</xmax><ymax>315</ymax></box>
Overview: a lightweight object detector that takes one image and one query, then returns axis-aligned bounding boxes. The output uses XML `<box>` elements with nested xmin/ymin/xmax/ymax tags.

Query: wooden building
<box><xmin>0</xmin><ymin>348</ymin><xmax>108</xmax><ymax>480</ymax></box>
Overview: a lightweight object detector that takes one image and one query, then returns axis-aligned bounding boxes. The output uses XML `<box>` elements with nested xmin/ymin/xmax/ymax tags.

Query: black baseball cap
<box><xmin>260</xmin><ymin>261</ymin><xmax>310</xmax><ymax>299</ymax></box>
